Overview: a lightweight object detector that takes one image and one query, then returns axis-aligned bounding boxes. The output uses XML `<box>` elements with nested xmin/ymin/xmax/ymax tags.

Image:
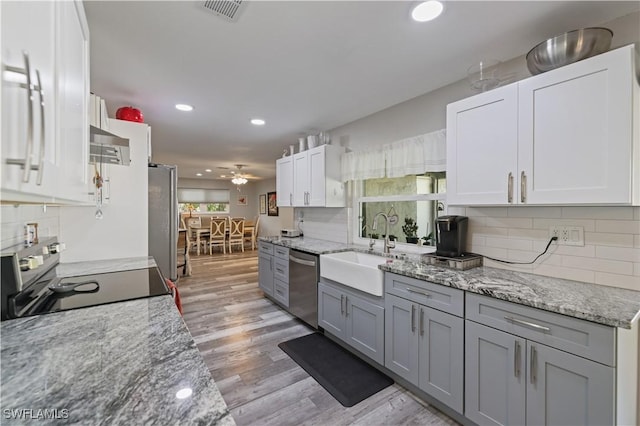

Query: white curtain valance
<box><xmin>340</xmin><ymin>129</ymin><xmax>446</xmax><ymax>182</ymax></box>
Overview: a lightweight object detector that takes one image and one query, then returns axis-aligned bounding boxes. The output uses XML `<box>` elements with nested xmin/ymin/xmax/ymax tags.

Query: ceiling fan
<box><xmin>230</xmin><ymin>164</ymin><xmax>250</xmax><ymax>186</ymax></box>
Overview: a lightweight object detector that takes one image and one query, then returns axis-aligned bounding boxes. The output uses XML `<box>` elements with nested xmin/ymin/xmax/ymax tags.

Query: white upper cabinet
<box><xmin>447</xmin><ymin>44</ymin><xmax>639</xmax><ymax>206</ymax></box>
<box><xmin>276</xmin><ymin>155</ymin><xmax>293</xmax><ymax>207</ymax></box>
<box><xmin>1</xmin><ymin>0</ymin><xmax>90</xmax><ymax>204</ymax></box>
<box><xmin>276</xmin><ymin>144</ymin><xmax>345</xmax><ymax>207</ymax></box>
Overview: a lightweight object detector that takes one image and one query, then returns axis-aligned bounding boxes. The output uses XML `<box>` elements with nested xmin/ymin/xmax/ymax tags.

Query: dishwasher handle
<box><xmin>289</xmin><ymin>254</ymin><xmax>316</xmax><ymax>267</ymax></box>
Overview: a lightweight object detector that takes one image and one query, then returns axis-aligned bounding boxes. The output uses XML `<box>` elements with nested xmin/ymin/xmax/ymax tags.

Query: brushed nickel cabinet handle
<box><xmin>521</xmin><ymin>171</ymin><xmax>527</xmax><ymax>203</ymax></box>
<box><xmin>505</xmin><ymin>316</ymin><xmax>551</xmax><ymax>332</ymax></box>
<box><xmin>514</xmin><ymin>340</ymin><xmax>521</xmax><ymax>378</ymax></box>
<box><xmin>34</xmin><ymin>69</ymin><xmax>45</xmax><ymax>185</ymax></box>
<box><xmin>507</xmin><ymin>172</ymin><xmax>513</xmax><ymax>203</ymax></box>
<box><xmin>530</xmin><ymin>345</ymin><xmax>537</xmax><ymax>386</ymax></box>
<box><xmin>345</xmin><ymin>296</ymin><xmax>349</xmax><ymax>317</ymax></box>
<box><xmin>419</xmin><ymin>307</ymin><xmax>424</xmax><ymax>336</ymax></box>
<box><xmin>406</xmin><ymin>287</ymin><xmax>430</xmax><ymax>298</ymax></box>
<box><xmin>411</xmin><ymin>304</ymin><xmax>416</xmax><ymax>333</ymax></box>
<box><xmin>5</xmin><ymin>52</ymin><xmax>35</xmax><ymax>182</ymax></box>
<box><xmin>289</xmin><ymin>193</ymin><xmax>293</xmax><ymax>206</ymax></box>
<box><xmin>340</xmin><ymin>294</ymin><xmax>344</xmax><ymax>315</ymax></box>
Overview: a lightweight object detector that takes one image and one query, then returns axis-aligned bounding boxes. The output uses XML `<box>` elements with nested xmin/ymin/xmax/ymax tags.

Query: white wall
<box><xmin>59</xmin><ymin>119</ymin><xmax>149</xmax><ymax>262</ymax></box>
<box><xmin>313</xmin><ymin>12</ymin><xmax>640</xmax><ymax>289</ymax></box>
<box><xmin>178</xmin><ymin>177</ymin><xmax>258</xmax><ymax>220</ymax></box>
<box><xmin>255</xmin><ymin>178</ymin><xmax>293</xmax><ymax>237</ymax></box>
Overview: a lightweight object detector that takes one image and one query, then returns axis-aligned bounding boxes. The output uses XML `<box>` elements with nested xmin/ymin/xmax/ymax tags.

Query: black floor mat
<box><xmin>278</xmin><ymin>332</ymin><xmax>394</xmax><ymax>407</ymax></box>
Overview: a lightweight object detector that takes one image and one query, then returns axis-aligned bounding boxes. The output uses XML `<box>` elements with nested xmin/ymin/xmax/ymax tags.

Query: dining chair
<box><xmin>209</xmin><ymin>218</ymin><xmax>227</xmax><ymax>255</ymax></box>
<box><xmin>243</xmin><ymin>216</ymin><xmax>260</xmax><ymax>250</ymax></box>
<box><xmin>176</xmin><ymin>229</ymin><xmax>191</xmax><ymax>277</ymax></box>
<box><xmin>228</xmin><ymin>218</ymin><xmax>245</xmax><ymax>253</ymax></box>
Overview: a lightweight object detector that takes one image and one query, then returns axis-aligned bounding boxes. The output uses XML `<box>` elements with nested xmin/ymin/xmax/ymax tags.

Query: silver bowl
<box><xmin>526</xmin><ymin>27</ymin><xmax>613</xmax><ymax>75</ymax></box>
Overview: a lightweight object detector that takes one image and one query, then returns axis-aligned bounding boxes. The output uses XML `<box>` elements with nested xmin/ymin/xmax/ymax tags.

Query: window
<box><xmin>178</xmin><ymin>188</ymin><xmax>230</xmax><ymax>214</ymax></box>
<box><xmin>354</xmin><ymin>172</ymin><xmax>446</xmax><ymax>247</ymax></box>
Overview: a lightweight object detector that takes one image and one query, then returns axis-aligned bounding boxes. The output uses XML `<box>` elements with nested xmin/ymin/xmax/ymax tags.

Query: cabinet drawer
<box><xmin>273</xmin><ymin>279</ymin><xmax>289</xmax><ymax>307</ymax></box>
<box><xmin>258</xmin><ymin>241</ymin><xmax>273</xmax><ymax>255</ymax></box>
<box><xmin>274</xmin><ymin>245</ymin><xmax>289</xmax><ymax>260</ymax></box>
<box><xmin>466</xmin><ymin>293</ymin><xmax>615</xmax><ymax>366</ymax></box>
<box><xmin>273</xmin><ymin>257</ymin><xmax>289</xmax><ymax>283</ymax></box>
<box><xmin>385</xmin><ymin>272</ymin><xmax>464</xmax><ymax>317</ymax></box>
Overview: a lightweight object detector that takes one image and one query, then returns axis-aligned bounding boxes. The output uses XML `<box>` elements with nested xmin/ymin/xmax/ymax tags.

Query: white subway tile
<box><xmin>594</xmin><ymin>272</ymin><xmax>640</xmax><ymax>291</ymax></box>
<box><xmin>467</xmin><ymin>217</ymin><xmax>486</xmax><ymax>228</ymax></box>
<box><xmin>485</xmin><ymin>217</ymin><xmax>532</xmax><ymax>229</ymax></box>
<box><xmin>508</xmin><ymin>228</ymin><xmax>549</xmax><ymax>239</ymax></box>
<box><xmin>485</xmin><ymin>237</ymin><xmax>533</xmax><ymax>251</ymax></box>
<box><xmin>561</xmin><ymin>256</ymin><xmax>634</xmax><ymax>275</ymax></box>
<box><xmin>534</xmin><ymin>265</ymin><xmax>595</xmax><ymax>283</ymax></box>
<box><xmin>469</xmin><ymin>245</ymin><xmax>507</xmax><ymax>259</ymax></box>
<box><xmin>465</xmin><ymin>207</ymin><xmax>508</xmax><ymax>217</ymax></box>
<box><xmin>483</xmin><ymin>258</ymin><xmax>533</xmax><ymax>272</ymax></box>
<box><xmin>635</xmin><ymin>235</ymin><xmax>640</xmax><ymax>248</ymax></box>
<box><xmin>508</xmin><ymin>206</ymin><xmax>561</xmax><ymax>218</ymax></box>
<box><xmin>595</xmin><ymin>246</ymin><xmax>640</xmax><ymax>262</ymax></box>
<box><xmin>469</xmin><ymin>234</ymin><xmax>486</xmax><ymax>247</ymax></box>
<box><xmin>540</xmin><ymin>243</ymin><xmax>595</xmax><ymax>257</ymax></box>
<box><xmin>634</xmin><ymin>207</ymin><xmax>640</xmax><ymax>220</ymax></box>
<box><xmin>561</xmin><ymin>206</ymin><xmax>635</xmax><ymax>220</ymax></box>
<box><xmin>585</xmin><ymin>232</ymin><xmax>634</xmax><ymax>248</ymax></box>
<box><xmin>469</xmin><ymin>226</ymin><xmax>509</xmax><ymax>237</ymax></box>
<box><xmin>595</xmin><ymin>220</ymin><xmax>640</xmax><ymax>234</ymax></box>
<box><xmin>633</xmin><ymin>263</ymin><xmax>640</xmax><ymax>276</ymax></box>
<box><xmin>447</xmin><ymin>206</ymin><xmax>467</xmax><ymax>216</ymax></box>
<box><xmin>533</xmin><ymin>218</ymin><xmax>596</xmax><ymax>232</ymax></box>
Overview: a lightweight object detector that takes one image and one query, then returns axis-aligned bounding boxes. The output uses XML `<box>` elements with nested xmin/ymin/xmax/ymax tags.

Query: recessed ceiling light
<box><xmin>196</xmin><ymin>173</ymin><xmax>202</xmax><ymax>177</ymax></box>
<box><xmin>411</xmin><ymin>1</ymin><xmax>443</xmax><ymax>22</ymax></box>
<box><xmin>250</xmin><ymin>118</ymin><xmax>265</xmax><ymax>126</ymax></box>
<box><xmin>175</xmin><ymin>104</ymin><xmax>194</xmax><ymax>112</ymax></box>
<box><xmin>205</xmin><ymin>169</ymin><xmax>212</xmax><ymax>173</ymax></box>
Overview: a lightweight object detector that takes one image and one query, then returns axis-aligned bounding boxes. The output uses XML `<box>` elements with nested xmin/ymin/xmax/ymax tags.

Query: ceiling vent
<box><xmin>202</xmin><ymin>0</ymin><xmax>247</xmax><ymax>22</ymax></box>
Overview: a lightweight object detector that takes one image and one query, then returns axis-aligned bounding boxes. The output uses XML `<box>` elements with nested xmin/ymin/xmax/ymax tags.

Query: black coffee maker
<box><xmin>435</xmin><ymin>215</ymin><xmax>468</xmax><ymax>257</ymax></box>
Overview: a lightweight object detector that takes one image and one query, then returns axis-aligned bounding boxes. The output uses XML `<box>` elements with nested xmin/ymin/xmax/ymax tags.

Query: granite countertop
<box><xmin>380</xmin><ymin>259</ymin><xmax>640</xmax><ymax>329</ymax></box>
<box><xmin>0</xmin><ymin>296</ymin><xmax>234</xmax><ymax>425</ymax></box>
<box><xmin>259</xmin><ymin>237</ymin><xmax>640</xmax><ymax>329</ymax></box>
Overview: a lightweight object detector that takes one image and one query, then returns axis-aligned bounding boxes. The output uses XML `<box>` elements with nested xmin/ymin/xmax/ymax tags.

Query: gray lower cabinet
<box><xmin>384</xmin><ymin>293</ymin><xmax>464</xmax><ymax>414</ymax></box>
<box><xmin>465</xmin><ymin>293</ymin><xmax>615</xmax><ymax>426</ymax></box>
<box><xmin>318</xmin><ymin>280</ymin><xmax>385</xmax><ymax>365</ymax></box>
<box><xmin>258</xmin><ymin>242</ymin><xmax>274</xmax><ymax>296</ymax></box>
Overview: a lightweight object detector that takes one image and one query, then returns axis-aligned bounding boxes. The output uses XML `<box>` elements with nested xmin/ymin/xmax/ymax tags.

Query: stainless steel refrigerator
<box><xmin>148</xmin><ymin>163</ymin><xmax>178</xmax><ymax>281</ymax></box>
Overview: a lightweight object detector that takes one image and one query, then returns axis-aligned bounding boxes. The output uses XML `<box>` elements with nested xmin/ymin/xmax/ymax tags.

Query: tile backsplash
<box><xmin>447</xmin><ymin>206</ymin><xmax>640</xmax><ymax>290</ymax></box>
<box><xmin>0</xmin><ymin>205</ymin><xmax>60</xmax><ymax>249</ymax></box>
<box><xmin>296</xmin><ymin>207</ymin><xmax>349</xmax><ymax>244</ymax></box>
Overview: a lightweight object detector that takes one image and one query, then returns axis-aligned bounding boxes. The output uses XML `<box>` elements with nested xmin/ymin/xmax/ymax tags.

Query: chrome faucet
<box><xmin>372</xmin><ymin>212</ymin><xmax>395</xmax><ymax>254</ymax></box>
<box><xmin>362</xmin><ymin>224</ymin><xmax>376</xmax><ymax>250</ymax></box>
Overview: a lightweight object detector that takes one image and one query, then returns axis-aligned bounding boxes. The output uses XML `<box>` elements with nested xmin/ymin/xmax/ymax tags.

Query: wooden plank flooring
<box><xmin>178</xmin><ymin>250</ymin><xmax>460</xmax><ymax>425</ymax></box>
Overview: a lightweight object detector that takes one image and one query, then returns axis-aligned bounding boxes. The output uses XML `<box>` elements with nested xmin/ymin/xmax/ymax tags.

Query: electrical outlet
<box><xmin>549</xmin><ymin>225</ymin><xmax>584</xmax><ymax>246</ymax></box>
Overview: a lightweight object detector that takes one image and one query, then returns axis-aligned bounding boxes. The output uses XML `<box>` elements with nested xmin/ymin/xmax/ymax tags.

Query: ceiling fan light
<box><xmin>412</xmin><ymin>1</ymin><xmax>443</xmax><ymax>22</ymax></box>
<box><xmin>231</xmin><ymin>176</ymin><xmax>248</xmax><ymax>185</ymax></box>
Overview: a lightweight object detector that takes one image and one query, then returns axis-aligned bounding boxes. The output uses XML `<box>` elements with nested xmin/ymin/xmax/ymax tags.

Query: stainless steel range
<box><xmin>1</xmin><ymin>237</ymin><xmax>169</xmax><ymax>321</ymax></box>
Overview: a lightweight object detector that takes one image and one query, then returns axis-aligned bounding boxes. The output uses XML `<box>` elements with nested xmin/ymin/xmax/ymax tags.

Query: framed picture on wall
<box><xmin>237</xmin><ymin>195</ymin><xmax>247</xmax><ymax>205</ymax></box>
<box><xmin>267</xmin><ymin>191</ymin><xmax>278</xmax><ymax>216</ymax></box>
<box><xmin>259</xmin><ymin>194</ymin><xmax>267</xmax><ymax>215</ymax></box>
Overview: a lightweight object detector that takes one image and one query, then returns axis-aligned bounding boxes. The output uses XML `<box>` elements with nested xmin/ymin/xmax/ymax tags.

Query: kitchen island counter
<box><xmin>0</xmin><ymin>294</ymin><xmax>234</xmax><ymax>425</ymax></box>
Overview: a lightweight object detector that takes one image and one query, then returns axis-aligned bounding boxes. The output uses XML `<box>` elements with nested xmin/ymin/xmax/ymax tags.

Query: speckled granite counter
<box><xmin>259</xmin><ymin>236</ymin><xmax>356</xmax><ymax>255</ymax></box>
<box><xmin>380</xmin><ymin>260</ymin><xmax>640</xmax><ymax>329</ymax></box>
<box><xmin>1</xmin><ymin>296</ymin><xmax>234</xmax><ymax>425</ymax></box>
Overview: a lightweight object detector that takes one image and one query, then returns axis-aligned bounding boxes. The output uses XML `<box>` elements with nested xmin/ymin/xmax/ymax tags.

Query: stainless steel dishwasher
<box><xmin>288</xmin><ymin>249</ymin><xmax>319</xmax><ymax>329</ymax></box>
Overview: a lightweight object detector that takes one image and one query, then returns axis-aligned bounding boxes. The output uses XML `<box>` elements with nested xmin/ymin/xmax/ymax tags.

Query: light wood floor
<box><xmin>178</xmin><ymin>250</ymin><xmax>459</xmax><ymax>426</ymax></box>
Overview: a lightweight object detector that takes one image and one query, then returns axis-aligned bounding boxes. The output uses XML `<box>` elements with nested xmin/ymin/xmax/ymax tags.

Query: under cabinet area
<box><xmin>318</xmin><ymin>279</ymin><xmax>385</xmax><ymax>365</ymax></box>
<box><xmin>384</xmin><ymin>273</ymin><xmax>464</xmax><ymax>414</ymax></box>
<box><xmin>276</xmin><ymin>144</ymin><xmax>345</xmax><ymax>207</ymax></box>
<box><xmin>447</xmin><ymin>44</ymin><xmax>640</xmax><ymax>206</ymax></box>
<box><xmin>465</xmin><ymin>293</ymin><xmax>616</xmax><ymax>426</ymax></box>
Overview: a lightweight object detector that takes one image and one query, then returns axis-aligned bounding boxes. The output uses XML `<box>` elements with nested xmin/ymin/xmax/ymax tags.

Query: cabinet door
<box><xmin>446</xmin><ymin>83</ymin><xmax>518</xmax><ymax>205</ymax></box>
<box><xmin>465</xmin><ymin>320</ymin><xmax>526</xmax><ymax>426</ymax></box>
<box><xmin>518</xmin><ymin>46</ymin><xmax>634</xmax><ymax>204</ymax></box>
<box><xmin>54</xmin><ymin>0</ymin><xmax>89</xmax><ymax>203</ymax></box>
<box><xmin>526</xmin><ymin>342</ymin><xmax>614</xmax><ymax>426</ymax></box>
<box><xmin>276</xmin><ymin>156</ymin><xmax>293</xmax><ymax>207</ymax></box>
<box><xmin>317</xmin><ymin>282</ymin><xmax>346</xmax><ymax>339</ymax></box>
<box><xmin>292</xmin><ymin>151</ymin><xmax>308</xmax><ymax>206</ymax></box>
<box><xmin>258</xmin><ymin>253</ymin><xmax>274</xmax><ymax>296</ymax></box>
<box><xmin>345</xmin><ymin>293</ymin><xmax>385</xmax><ymax>365</ymax></box>
<box><xmin>307</xmin><ymin>146</ymin><xmax>326</xmax><ymax>206</ymax></box>
<box><xmin>418</xmin><ymin>307</ymin><xmax>464</xmax><ymax>414</ymax></box>
<box><xmin>384</xmin><ymin>293</ymin><xmax>419</xmax><ymax>384</ymax></box>
<box><xmin>1</xmin><ymin>0</ymin><xmax>57</xmax><ymax>202</ymax></box>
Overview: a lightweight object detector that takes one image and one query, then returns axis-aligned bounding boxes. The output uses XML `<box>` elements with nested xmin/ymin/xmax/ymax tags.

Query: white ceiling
<box><xmin>85</xmin><ymin>1</ymin><xmax>639</xmax><ymax>181</ymax></box>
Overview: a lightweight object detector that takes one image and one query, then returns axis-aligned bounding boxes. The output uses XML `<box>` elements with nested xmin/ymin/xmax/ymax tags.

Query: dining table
<box><xmin>189</xmin><ymin>224</ymin><xmax>210</xmax><ymax>256</ymax></box>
